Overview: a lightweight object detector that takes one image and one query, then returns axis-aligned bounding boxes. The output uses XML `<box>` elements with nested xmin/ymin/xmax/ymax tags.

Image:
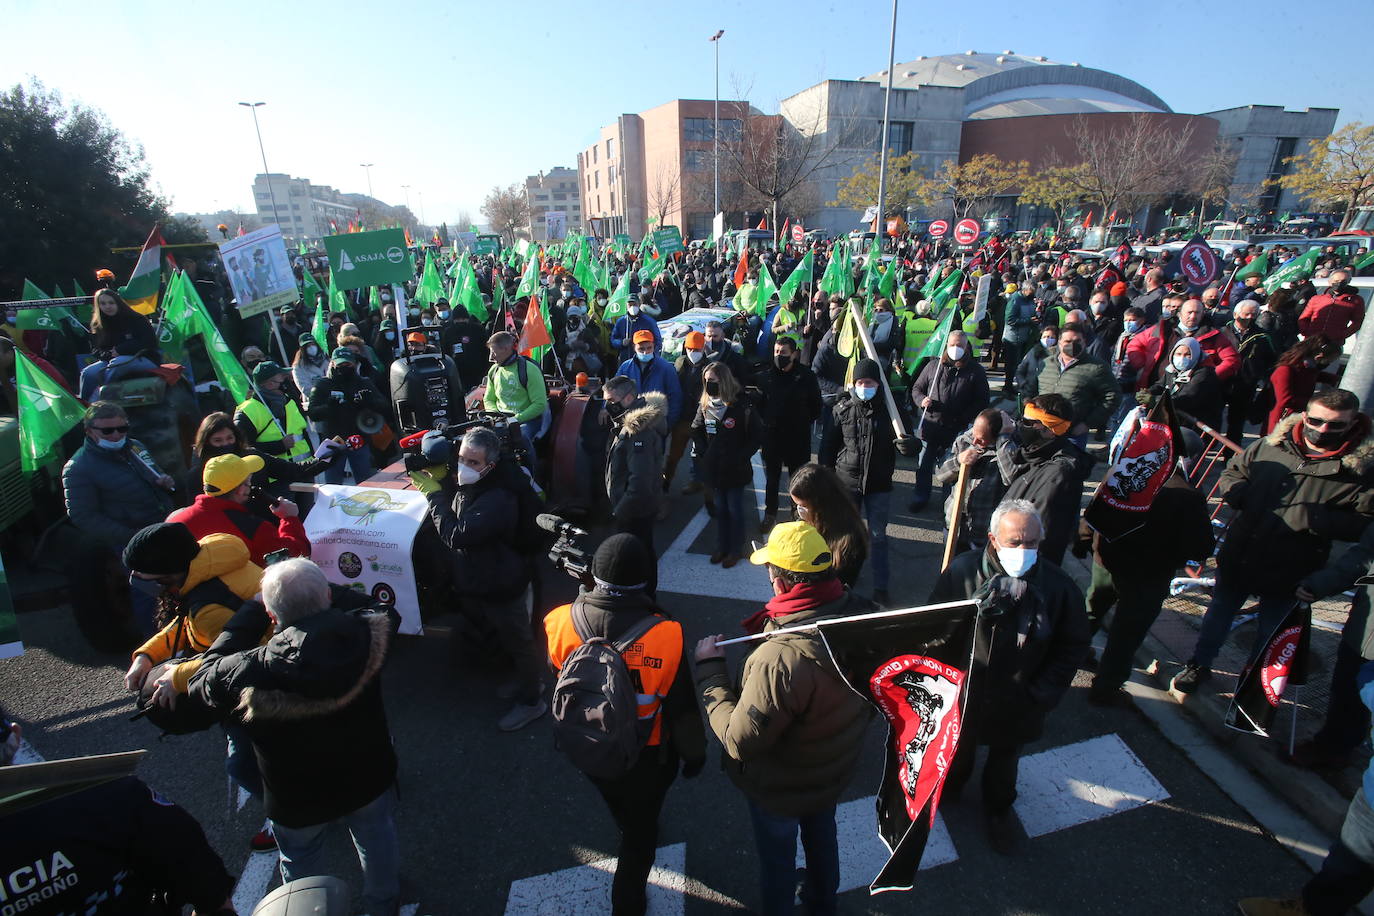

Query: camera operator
<box><xmin>410</xmin><ymin>427</ymin><xmax>545</xmax><ymax>732</ymax></box>
<box><xmin>167</xmin><ymin>454</ymin><xmax>310</xmax><ymax>568</ymax></box>
<box><xmin>307</xmin><ymin>347</ymin><xmax>386</xmax><ymax>485</ymax></box>
<box><xmin>603</xmin><ymin>376</ymin><xmax>668</xmax><ymax>596</ymax></box>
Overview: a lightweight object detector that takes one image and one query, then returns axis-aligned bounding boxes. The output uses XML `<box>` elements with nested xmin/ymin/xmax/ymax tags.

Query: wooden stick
<box><xmin>941</xmin><ymin>460</ymin><xmax>971</xmax><ymax>572</ymax></box>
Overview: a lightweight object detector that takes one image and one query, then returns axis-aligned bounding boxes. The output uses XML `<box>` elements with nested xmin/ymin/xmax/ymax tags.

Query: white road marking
<box><xmin>658</xmin><ymin>456</ymin><xmax>773</xmax><ymax>601</ymax></box>
<box><xmin>13</xmin><ymin>738</ymin><xmax>44</xmax><ymax>765</ymax></box>
<box><xmin>505</xmin><ymin>842</ymin><xmax>688</xmax><ymax>915</ymax></box>
<box><xmin>807</xmin><ymin>796</ymin><xmax>957</xmax><ymax>893</ymax></box>
<box><xmin>237</xmin><ymin>785</ymin><xmax>251</xmax><ymax>812</ymax></box>
<box><xmin>231</xmin><ymin>851</ymin><xmax>278</xmax><ymax>914</ymax></box>
<box><xmin>1013</xmin><ymin>733</ymin><xmax>1170</xmax><ymax>838</ymax></box>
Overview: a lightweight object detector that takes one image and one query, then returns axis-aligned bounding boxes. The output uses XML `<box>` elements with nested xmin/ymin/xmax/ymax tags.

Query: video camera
<box><xmin>396</xmin><ymin>409</ymin><xmax>528</xmax><ymax>472</ymax></box>
<box><xmin>537</xmin><ymin>513</ymin><xmax>593</xmax><ymax>584</ymax></box>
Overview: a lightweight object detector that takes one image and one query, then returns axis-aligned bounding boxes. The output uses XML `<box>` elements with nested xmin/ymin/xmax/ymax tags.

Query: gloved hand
<box><xmin>407</xmin><ymin>469</ymin><xmax>443</xmax><ymax>496</ymax></box>
<box><xmin>894</xmin><ymin>434</ymin><xmax>920</xmax><ymax>457</ymax></box>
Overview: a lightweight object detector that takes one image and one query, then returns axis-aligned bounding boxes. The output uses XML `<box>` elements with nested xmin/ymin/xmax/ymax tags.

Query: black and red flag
<box><xmin>816</xmin><ymin>599</ymin><xmax>980</xmax><ymax>893</ymax></box>
<box><xmin>1163</xmin><ymin>233</ymin><xmax>1221</xmax><ymax>293</ymax></box>
<box><xmin>1083</xmin><ymin>392</ymin><xmax>1183</xmax><ymax>542</ymax></box>
<box><xmin>1225</xmin><ymin>601</ymin><xmax>1311</xmax><ymax>737</ymax></box>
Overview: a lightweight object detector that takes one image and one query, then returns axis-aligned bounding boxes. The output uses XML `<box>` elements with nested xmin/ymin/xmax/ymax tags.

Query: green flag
<box><xmin>15</xmin><ymin>350</ymin><xmax>85</xmax><ymax>473</ymax></box>
<box><xmin>929</xmin><ymin>270</ymin><xmax>964</xmax><ymax>312</ymax></box>
<box><xmin>311</xmin><ymin>304</ymin><xmax>329</xmax><ymax>354</ymax></box>
<box><xmin>603</xmin><ymin>270</ymin><xmax>632</xmax><ymax>325</ymax></box>
<box><xmin>453</xmin><ymin>256</ymin><xmax>488</xmax><ymax>321</ymax></box>
<box><xmin>300</xmin><ymin>269</ymin><xmax>323</xmax><ymax>311</ymax></box>
<box><xmin>915</xmin><ymin>302</ymin><xmax>961</xmax><ymax>362</ymax></box>
<box><xmin>514</xmin><ymin>250</ymin><xmax>541</xmax><ymax>302</ymax></box>
<box><xmin>1233</xmin><ymin>253</ymin><xmax>1269</xmax><ymax>282</ymax></box>
<box><xmin>157</xmin><ymin>272</ymin><xmax>190</xmax><ymax>364</ymax></box>
<box><xmin>198</xmin><ymin>313</ymin><xmax>252</xmax><ymax>403</ymax></box>
<box><xmin>776</xmin><ymin>251</ymin><xmax>814</xmax><ymax>308</ymax></box>
<box><xmin>15</xmin><ymin>280</ymin><xmax>76</xmax><ymax>332</ymax></box>
<box><xmin>369</xmin><ymin>286</ymin><xmax>383</xmax><ymax>314</ymax></box>
<box><xmin>573</xmin><ymin>236</ymin><xmax>597</xmax><ymax>294</ymax></box>
<box><xmin>71</xmin><ymin>278</ymin><xmax>87</xmax><ymax>297</ymax></box>
<box><xmin>639</xmin><ymin>252</ymin><xmax>666</xmax><ymax>284</ymax></box>
<box><xmin>877</xmin><ymin>258</ymin><xmax>899</xmax><ymax>301</ymax></box>
<box><xmin>51</xmin><ymin>282</ymin><xmax>65</xmax><ymax>298</ymax></box>
<box><xmin>413</xmin><ymin>253</ymin><xmax>445</xmax><ymax>307</ymax></box>
<box><xmin>818</xmin><ymin>250</ymin><xmax>848</xmax><ymax>296</ymax></box>
<box><xmin>753</xmin><ymin>261</ymin><xmax>779</xmax><ymax>319</ymax></box>
<box><xmin>1355</xmin><ymin>249</ymin><xmax>1374</xmax><ymax>273</ymax></box>
<box><xmin>327</xmin><ymin>270</ymin><xmax>353</xmax><ymax>320</ymax></box>
<box><xmin>1265</xmin><ymin>248</ymin><xmax>1321</xmax><ymax>289</ymax></box>
<box><xmin>920</xmin><ymin>268</ymin><xmax>942</xmax><ymax>300</ymax></box>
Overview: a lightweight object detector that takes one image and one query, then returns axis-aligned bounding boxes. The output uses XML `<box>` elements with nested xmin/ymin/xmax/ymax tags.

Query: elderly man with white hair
<box><xmin>928</xmin><ymin>498</ymin><xmax>1090</xmax><ymax>855</ymax></box>
<box><xmin>189</xmin><ymin>558</ymin><xmax>402</xmax><ymax>916</ymax></box>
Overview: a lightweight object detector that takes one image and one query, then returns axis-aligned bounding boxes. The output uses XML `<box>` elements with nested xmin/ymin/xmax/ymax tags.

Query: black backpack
<box><xmin>131</xmin><ymin>578</ymin><xmax>243</xmax><ymax>736</ymax></box>
<box><xmin>550</xmin><ymin>602</ymin><xmax>665</xmax><ymax>780</ymax></box>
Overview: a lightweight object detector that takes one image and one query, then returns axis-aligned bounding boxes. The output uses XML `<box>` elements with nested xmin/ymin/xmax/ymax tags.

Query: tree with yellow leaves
<box><xmin>1020</xmin><ymin>164</ymin><xmax>1088</xmax><ymax>235</ymax></box>
<box><xmin>925</xmin><ymin>154</ymin><xmax>1030</xmax><ymax>221</ymax></box>
<box><xmin>1278</xmin><ymin>123</ymin><xmax>1374</xmax><ymax>230</ymax></box>
<box><xmin>830</xmin><ymin>150</ymin><xmax>936</xmax><ymax>217</ymax></box>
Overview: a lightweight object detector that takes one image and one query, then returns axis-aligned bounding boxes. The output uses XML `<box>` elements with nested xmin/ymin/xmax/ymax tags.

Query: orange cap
<box><xmin>406</xmin><ymin>331</ymin><xmax>427</xmax><ymax>344</ymax></box>
<box><xmin>95</xmin><ymin>269</ymin><xmax>115</xmax><ymax>280</ymax></box>
<box><xmin>685</xmin><ymin>331</ymin><xmax>706</xmax><ymax>350</ymax></box>
<box><xmin>632</xmin><ymin>330</ymin><xmax>655</xmax><ymax>344</ymax></box>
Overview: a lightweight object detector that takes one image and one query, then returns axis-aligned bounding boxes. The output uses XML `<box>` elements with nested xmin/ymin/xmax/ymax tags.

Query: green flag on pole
<box><xmin>1233</xmin><ymin>253</ymin><xmax>1269</xmax><ymax>282</ymax></box>
<box><xmin>1265</xmin><ymin>248</ymin><xmax>1321</xmax><ymax>289</ymax></box>
<box><xmin>413</xmin><ymin>253</ymin><xmax>445</xmax><ymax>307</ymax></box>
<box><xmin>915</xmin><ymin>302</ymin><xmax>961</xmax><ymax>362</ymax></box>
<box><xmin>1354</xmin><ymin>249</ymin><xmax>1374</xmax><ymax>273</ymax></box>
<box><xmin>15</xmin><ymin>280</ymin><xmax>77</xmax><ymax>332</ymax></box>
<box><xmin>776</xmin><ymin>251</ymin><xmax>814</xmax><ymax>307</ymax></box>
<box><xmin>603</xmin><ymin>270</ymin><xmax>632</xmax><ymax>325</ymax></box>
<box><xmin>453</xmin><ymin>256</ymin><xmax>488</xmax><ymax>321</ymax></box>
<box><xmin>878</xmin><ymin>258</ymin><xmax>899</xmax><ymax>301</ymax></box>
<box><xmin>514</xmin><ymin>249</ymin><xmax>541</xmax><ymax>302</ymax></box>
<box><xmin>369</xmin><ymin>286</ymin><xmax>383</xmax><ymax>314</ymax></box>
<box><xmin>300</xmin><ymin>269</ymin><xmax>323</xmax><ymax>310</ymax></box>
<box><xmin>929</xmin><ymin>270</ymin><xmax>964</xmax><ymax>312</ymax></box>
<box><xmin>71</xmin><ymin>278</ymin><xmax>87</xmax><ymax>297</ymax></box>
<box><xmin>157</xmin><ymin>272</ymin><xmax>190</xmax><ymax>364</ymax></box>
<box><xmin>311</xmin><ymin>304</ymin><xmax>329</xmax><ymax>354</ymax></box>
<box><xmin>327</xmin><ymin>270</ymin><xmax>353</xmax><ymax>320</ymax></box>
<box><xmin>753</xmin><ymin>261</ymin><xmax>779</xmax><ymax>319</ymax></box>
<box><xmin>15</xmin><ymin>350</ymin><xmax>85</xmax><ymax>473</ymax></box>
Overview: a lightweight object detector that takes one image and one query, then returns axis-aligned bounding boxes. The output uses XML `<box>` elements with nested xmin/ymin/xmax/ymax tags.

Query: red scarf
<box><xmin>740</xmin><ymin>577</ymin><xmax>845</xmax><ymax>635</ymax></box>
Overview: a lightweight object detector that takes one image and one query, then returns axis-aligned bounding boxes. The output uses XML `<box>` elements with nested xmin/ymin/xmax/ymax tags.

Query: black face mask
<box><xmin>1019</xmin><ymin>421</ymin><xmax>1054</xmax><ymax>449</ymax></box>
<box><xmin>1304</xmin><ymin>421</ymin><xmax>1349</xmax><ymax>451</ymax></box>
<box><xmin>705</xmin><ymin>340</ymin><xmax>723</xmax><ymax>354</ymax></box>
<box><xmin>201</xmin><ymin>443</ymin><xmax>237</xmax><ymax>459</ymax></box>
<box><xmin>705</xmin><ymin>381</ymin><xmax>722</xmax><ymax>397</ymax></box>
<box><xmin>605</xmin><ymin>401</ymin><xmax>627</xmax><ymax>421</ymax></box>
<box><xmin>1060</xmin><ymin>339</ymin><xmax>1083</xmax><ymax>359</ymax></box>
<box><xmin>775</xmin><ymin>355</ymin><xmax>792</xmax><ymax>370</ymax></box>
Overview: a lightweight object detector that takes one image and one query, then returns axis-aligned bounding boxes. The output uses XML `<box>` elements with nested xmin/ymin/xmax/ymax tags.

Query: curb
<box><xmin>1134</xmin><ymin>628</ymin><xmax>1353</xmax><ymax>838</ymax></box>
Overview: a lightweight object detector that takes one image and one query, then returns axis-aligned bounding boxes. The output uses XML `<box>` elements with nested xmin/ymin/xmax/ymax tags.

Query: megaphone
<box><xmin>356</xmin><ymin>408</ymin><xmax>385</xmax><ymax>435</ymax></box>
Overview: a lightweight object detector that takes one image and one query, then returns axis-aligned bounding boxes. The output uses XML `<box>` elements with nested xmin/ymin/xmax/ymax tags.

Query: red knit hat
<box><xmin>1110</xmin><ymin>281</ymin><xmax>1128</xmax><ymax>297</ymax></box>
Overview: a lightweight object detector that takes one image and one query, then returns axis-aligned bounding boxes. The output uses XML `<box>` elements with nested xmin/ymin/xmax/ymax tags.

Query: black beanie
<box><xmin>592</xmin><ymin>533</ymin><xmax>652</xmax><ymax>590</ymax></box>
<box><xmin>853</xmin><ymin>358</ymin><xmax>882</xmax><ymax>383</ymax></box>
<box><xmin>122</xmin><ymin>522</ymin><xmax>200</xmax><ymax>575</ymax></box>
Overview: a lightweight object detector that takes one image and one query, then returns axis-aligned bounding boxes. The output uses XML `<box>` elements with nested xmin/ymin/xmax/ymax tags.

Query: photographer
<box><xmin>411</xmin><ymin>427</ymin><xmax>545</xmax><ymax>732</ymax></box>
<box><xmin>167</xmin><ymin>454</ymin><xmax>310</xmax><ymax>568</ymax></box>
<box><xmin>307</xmin><ymin>348</ymin><xmax>386</xmax><ymax>485</ymax></box>
<box><xmin>603</xmin><ymin>376</ymin><xmax>668</xmax><ymax>595</ymax></box>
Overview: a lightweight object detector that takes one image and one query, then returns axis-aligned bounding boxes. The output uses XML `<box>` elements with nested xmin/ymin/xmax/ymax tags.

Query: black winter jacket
<box><xmin>426</xmin><ymin>460</ymin><xmax>533</xmax><ymax>598</ymax></box>
<box><xmin>998</xmin><ymin>437</ymin><xmax>1095</xmax><ymax>565</ymax></box>
<box><xmin>189</xmin><ymin>592</ymin><xmax>398</xmax><ymax>829</ymax></box>
<box><xmin>929</xmin><ymin>548</ymin><xmax>1089</xmax><ymax>744</ymax></box>
<box><xmin>819</xmin><ymin>391</ymin><xmax>907</xmax><ymax>496</ymax></box>
<box><xmin>692</xmin><ymin>395</ymin><xmax>762</xmax><ymax>490</ymax></box>
<box><xmin>307</xmin><ymin>369</ymin><xmax>387</xmax><ymax>438</ymax></box>
<box><xmin>757</xmin><ymin>363</ymin><xmax>823</xmax><ymax>464</ymax></box>
<box><xmin>910</xmin><ymin>357</ymin><xmax>990</xmax><ymax>443</ymax></box>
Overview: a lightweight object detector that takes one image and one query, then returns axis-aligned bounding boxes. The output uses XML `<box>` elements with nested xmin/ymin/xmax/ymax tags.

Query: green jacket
<box><xmin>1034</xmin><ymin>351</ymin><xmax>1121</xmax><ymax>428</ymax></box>
<box><xmin>1304</xmin><ymin>518</ymin><xmax>1374</xmax><ymax>660</ymax></box>
<box><xmin>696</xmin><ymin>590</ymin><xmax>870</xmax><ymax>817</ymax></box>
<box><xmin>483</xmin><ymin>355</ymin><xmax>548</xmax><ymax>424</ymax></box>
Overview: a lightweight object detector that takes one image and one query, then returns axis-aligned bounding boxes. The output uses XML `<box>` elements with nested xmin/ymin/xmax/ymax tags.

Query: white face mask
<box><xmin>628</xmin><ymin>305</ymin><xmax>640</xmax><ymax>316</ymax></box>
<box><xmin>996</xmin><ymin>545</ymin><xmax>1037</xmax><ymax>578</ymax></box>
<box><xmin>686</xmin><ymin>349</ymin><xmax>704</xmax><ymax>364</ymax></box>
<box><xmin>456</xmin><ymin>463</ymin><xmax>485</xmax><ymax>486</ymax></box>
<box><xmin>947</xmin><ymin>345</ymin><xmax>966</xmax><ymax>362</ymax></box>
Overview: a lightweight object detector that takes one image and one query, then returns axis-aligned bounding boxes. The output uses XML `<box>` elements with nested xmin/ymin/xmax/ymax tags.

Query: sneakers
<box><xmin>1236</xmin><ymin>898</ymin><xmax>1310</xmax><ymax>915</ymax></box>
<box><xmin>759</xmin><ymin>514</ymin><xmax>776</xmax><ymax>534</ymax></box>
<box><xmin>680</xmin><ymin>480</ymin><xmax>704</xmax><ymax>496</ymax></box>
<box><xmin>1170</xmin><ymin>662</ymin><xmax>1212</xmax><ymax>695</ymax></box>
<box><xmin>249</xmin><ymin>823</ymin><xmax>277</xmax><ymax>852</ymax></box>
<box><xmin>1087</xmin><ymin>685</ymin><xmax>1132</xmax><ymax>708</ymax></box>
<box><xmin>498</xmin><ymin>699</ymin><xmax>547</xmax><ymax>732</ymax></box>
<box><xmin>984</xmin><ymin>809</ymin><xmax>1022</xmax><ymax>856</ymax></box>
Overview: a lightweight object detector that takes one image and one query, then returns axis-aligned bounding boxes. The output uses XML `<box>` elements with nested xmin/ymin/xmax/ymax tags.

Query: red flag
<box><xmin>756</xmin><ymin>216</ymin><xmax>767</xmax><ymax>231</ymax></box>
<box><xmin>237</xmin><ymin>223</ymin><xmax>246</xmax><ymax>237</ymax></box>
<box><xmin>733</xmin><ymin>246</ymin><xmax>750</xmax><ymax>289</ymax></box>
<box><xmin>518</xmin><ymin>297</ymin><xmax>551</xmax><ymax>356</ymax></box>
<box><xmin>781</xmin><ymin>217</ymin><xmax>790</xmax><ymax>238</ymax></box>
<box><xmin>1082</xmin><ymin>211</ymin><xmax>1094</xmax><ymax>229</ymax></box>
<box><xmin>1108</xmin><ymin>210</ymin><xmax>1118</xmax><ymax>225</ymax></box>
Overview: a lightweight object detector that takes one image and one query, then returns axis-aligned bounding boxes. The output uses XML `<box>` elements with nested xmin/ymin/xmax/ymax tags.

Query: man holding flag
<box><xmin>929</xmin><ymin>498</ymin><xmax>1090</xmax><ymax>853</ymax></box>
<box><xmin>694</xmin><ymin>521</ymin><xmax>871</xmax><ymax>916</ymax></box>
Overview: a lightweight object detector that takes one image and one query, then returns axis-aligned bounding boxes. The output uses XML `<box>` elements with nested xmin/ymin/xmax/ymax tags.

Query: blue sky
<box><xmin>6</xmin><ymin>0</ymin><xmax>1363</xmax><ymax>229</ymax></box>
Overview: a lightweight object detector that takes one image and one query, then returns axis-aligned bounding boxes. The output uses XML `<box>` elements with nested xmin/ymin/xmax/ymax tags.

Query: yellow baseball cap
<box><xmin>203</xmin><ymin>453</ymin><xmax>264</xmax><ymax>495</ymax></box>
<box><xmin>749</xmin><ymin>521</ymin><xmax>833</xmax><ymax>573</ymax></box>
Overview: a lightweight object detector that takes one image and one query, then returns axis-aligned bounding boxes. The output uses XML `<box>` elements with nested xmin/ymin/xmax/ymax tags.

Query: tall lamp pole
<box><xmin>874</xmin><ymin>0</ymin><xmax>899</xmax><ymax>249</ymax></box>
<box><xmin>710</xmin><ymin>30</ymin><xmax>724</xmax><ymax>221</ymax></box>
<box><xmin>238</xmin><ymin>101</ymin><xmax>276</xmax><ymax>220</ymax></box>
<box><xmin>360</xmin><ymin>163</ymin><xmax>375</xmax><ymax>199</ymax></box>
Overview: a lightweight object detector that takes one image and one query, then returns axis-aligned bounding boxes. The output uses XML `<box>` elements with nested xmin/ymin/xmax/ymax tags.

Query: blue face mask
<box><xmin>854</xmin><ymin>384</ymin><xmax>878</xmax><ymax>401</ymax></box>
<box><xmin>96</xmin><ymin>435</ymin><xmax>127</xmax><ymax>451</ymax></box>
<box><xmin>1124</xmin><ymin>320</ymin><xmax>1141</xmax><ymax>334</ymax></box>
<box><xmin>635</xmin><ymin>350</ymin><xmax>654</xmax><ymax>363</ymax></box>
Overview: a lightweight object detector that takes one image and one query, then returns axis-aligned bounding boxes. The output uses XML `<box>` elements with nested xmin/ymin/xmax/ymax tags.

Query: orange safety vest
<box><xmin>544</xmin><ymin>603</ymin><xmax>682</xmax><ymax>746</ymax></box>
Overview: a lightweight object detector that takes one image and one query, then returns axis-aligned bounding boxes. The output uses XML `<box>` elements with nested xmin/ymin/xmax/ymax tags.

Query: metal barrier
<box><xmin>1169</xmin><ymin>421</ymin><xmax>1244</xmax><ymax>598</ymax></box>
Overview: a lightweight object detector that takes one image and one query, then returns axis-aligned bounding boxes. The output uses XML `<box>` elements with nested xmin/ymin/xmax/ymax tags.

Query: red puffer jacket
<box><xmin>1125</xmin><ymin>319</ymin><xmax>1239</xmax><ymax>389</ymax></box>
<box><xmin>167</xmin><ymin>495</ymin><xmax>310</xmax><ymax>567</ymax></box>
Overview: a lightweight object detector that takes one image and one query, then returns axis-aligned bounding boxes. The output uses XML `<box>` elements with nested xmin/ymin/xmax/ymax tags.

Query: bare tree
<box><xmin>1062</xmin><ymin>115</ymin><xmax>1197</xmax><ymax>221</ymax></box>
<box><xmin>453</xmin><ymin>209</ymin><xmax>475</xmax><ymax>231</ymax></box>
<box><xmin>1189</xmin><ymin>142</ymin><xmax>1240</xmax><ymax>228</ymax></box>
<box><xmin>481</xmin><ymin>183</ymin><xmax>530</xmax><ymax>246</ymax></box>
<box><xmin>647</xmin><ymin>162</ymin><xmax>681</xmax><ymax>229</ymax></box>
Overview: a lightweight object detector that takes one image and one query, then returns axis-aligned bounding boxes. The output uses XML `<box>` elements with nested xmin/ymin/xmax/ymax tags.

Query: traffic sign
<box><xmin>791</xmin><ymin>222</ymin><xmax>804</xmax><ymax>244</ymax></box>
<box><xmin>928</xmin><ymin>220</ymin><xmax>949</xmax><ymax>239</ymax></box>
<box><xmin>953</xmin><ymin>219</ymin><xmax>980</xmax><ymax>246</ymax></box>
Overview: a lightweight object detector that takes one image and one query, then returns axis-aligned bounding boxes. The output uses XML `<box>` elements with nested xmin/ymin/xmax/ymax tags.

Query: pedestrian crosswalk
<box><xmin>504</xmin><ymin>732</ymin><xmax>1170</xmax><ymax>913</ymax></box>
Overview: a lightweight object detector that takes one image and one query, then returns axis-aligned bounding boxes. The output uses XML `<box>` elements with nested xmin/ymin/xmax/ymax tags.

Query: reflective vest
<box><xmin>960</xmin><ymin>311</ymin><xmax>984</xmax><ymax>358</ymax></box>
<box><xmin>901</xmin><ymin>316</ymin><xmax>938</xmax><ymax>375</ymax></box>
<box><xmin>544</xmin><ymin>603</ymin><xmax>682</xmax><ymax>746</ymax></box>
<box><xmin>237</xmin><ymin>397</ymin><xmax>309</xmax><ymax>462</ymax></box>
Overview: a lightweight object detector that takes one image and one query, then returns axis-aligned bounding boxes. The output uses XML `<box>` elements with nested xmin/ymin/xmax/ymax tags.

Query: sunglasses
<box><xmin>93</xmin><ymin>425</ymin><xmax>130</xmax><ymax>436</ymax></box>
<box><xmin>1306</xmin><ymin>416</ymin><xmax>1350</xmax><ymax>431</ymax></box>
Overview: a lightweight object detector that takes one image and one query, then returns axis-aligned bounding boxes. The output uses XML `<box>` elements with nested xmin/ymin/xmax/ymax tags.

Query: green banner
<box><xmin>613</xmin><ymin>233</ymin><xmax>632</xmax><ymax>250</ymax></box>
<box><xmin>653</xmin><ymin>226</ymin><xmax>684</xmax><ymax>255</ymax></box>
<box><xmin>323</xmin><ymin>228</ymin><xmax>412</xmax><ymax>290</ymax></box>
<box><xmin>474</xmin><ymin>235</ymin><xmax>500</xmax><ymax>255</ymax></box>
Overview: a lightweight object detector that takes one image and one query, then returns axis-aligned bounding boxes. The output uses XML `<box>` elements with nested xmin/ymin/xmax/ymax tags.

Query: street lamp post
<box><xmin>874</xmin><ymin>0</ymin><xmax>899</xmax><ymax>250</ymax></box>
<box><xmin>710</xmin><ymin>30</ymin><xmax>724</xmax><ymax>222</ymax></box>
<box><xmin>360</xmin><ymin>163</ymin><xmax>375</xmax><ymax>199</ymax></box>
<box><xmin>238</xmin><ymin>101</ymin><xmax>276</xmax><ymax>220</ymax></box>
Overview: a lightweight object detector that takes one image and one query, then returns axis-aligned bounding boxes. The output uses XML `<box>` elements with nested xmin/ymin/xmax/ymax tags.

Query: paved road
<box><xmin>0</xmin><ymin>459</ymin><xmax>1321</xmax><ymax>914</ymax></box>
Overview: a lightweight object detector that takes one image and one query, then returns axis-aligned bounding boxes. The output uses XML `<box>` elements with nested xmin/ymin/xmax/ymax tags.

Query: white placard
<box><xmin>304</xmin><ymin>484</ymin><xmax>429</xmax><ymax>635</ymax></box>
<box><xmin>218</xmin><ymin>225</ymin><xmax>297</xmax><ymax>318</ymax></box>
<box><xmin>973</xmin><ymin>273</ymin><xmax>993</xmax><ymax>322</ymax></box>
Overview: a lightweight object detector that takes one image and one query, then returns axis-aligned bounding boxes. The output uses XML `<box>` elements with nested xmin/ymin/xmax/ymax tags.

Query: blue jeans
<box><xmin>856</xmin><ymin>490</ymin><xmax>891</xmax><ymax>591</ymax></box>
<box><xmin>1190</xmin><ymin>568</ymin><xmax>1297</xmax><ymax>668</ymax></box>
<box><xmin>324</xmin><ymin>445</ymin><xmax>374</xmax><ymax>485</ymax></box>
<box><xmin>223</xmin><ymin>720</ymin><xmax>262</xmax><ymax>799</ymax></box>
<box><xmin>747</xmin><ymin>800</ymin><xmax>840</xmax><ymax>916</ymax></box>
<box><xmin>272</xmin><ymin>785</ymin><xmax>400</xmax><ymax>916</ymax></box>
<box><xmin>716</xmin><ymin>486</ymin><xmax>745</xmax><ymax>557</ymax></box>
<box><xmin>913</xmin><ymin>431</ymin><xmax>953</xmax><ymax>505</ymax></box>
<box><xmin>1305</xmin><ymin>787</ymin><xmax>1374</xmax><ymax>915</ymax></box>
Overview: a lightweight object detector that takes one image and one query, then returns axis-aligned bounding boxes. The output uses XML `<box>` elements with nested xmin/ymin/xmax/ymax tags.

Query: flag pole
<box><xmin>846</xmin><ymin>299</ymin><xmax>909</xmax><ymax>440</ymax></box>
<box><xmin>1218</xmin><ymin>260</ymin><xmax>1243</xmax><ymax>303</ymax></box>
<box><xmin>941</xmin><ymin>461</ymin><xmax>971</xmax><ymax>571</ymax></box>
<box><xmin>714</xmin><ymin>598</ymin><xmax>978</xmax><ymax>647</ymax></box>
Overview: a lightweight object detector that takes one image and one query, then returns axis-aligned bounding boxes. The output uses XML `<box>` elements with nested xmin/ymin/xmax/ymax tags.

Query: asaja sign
<box><xmin>323</xmin><ymin>228</ymin><xmax>412</xmax><ymax>290</ymax></box>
